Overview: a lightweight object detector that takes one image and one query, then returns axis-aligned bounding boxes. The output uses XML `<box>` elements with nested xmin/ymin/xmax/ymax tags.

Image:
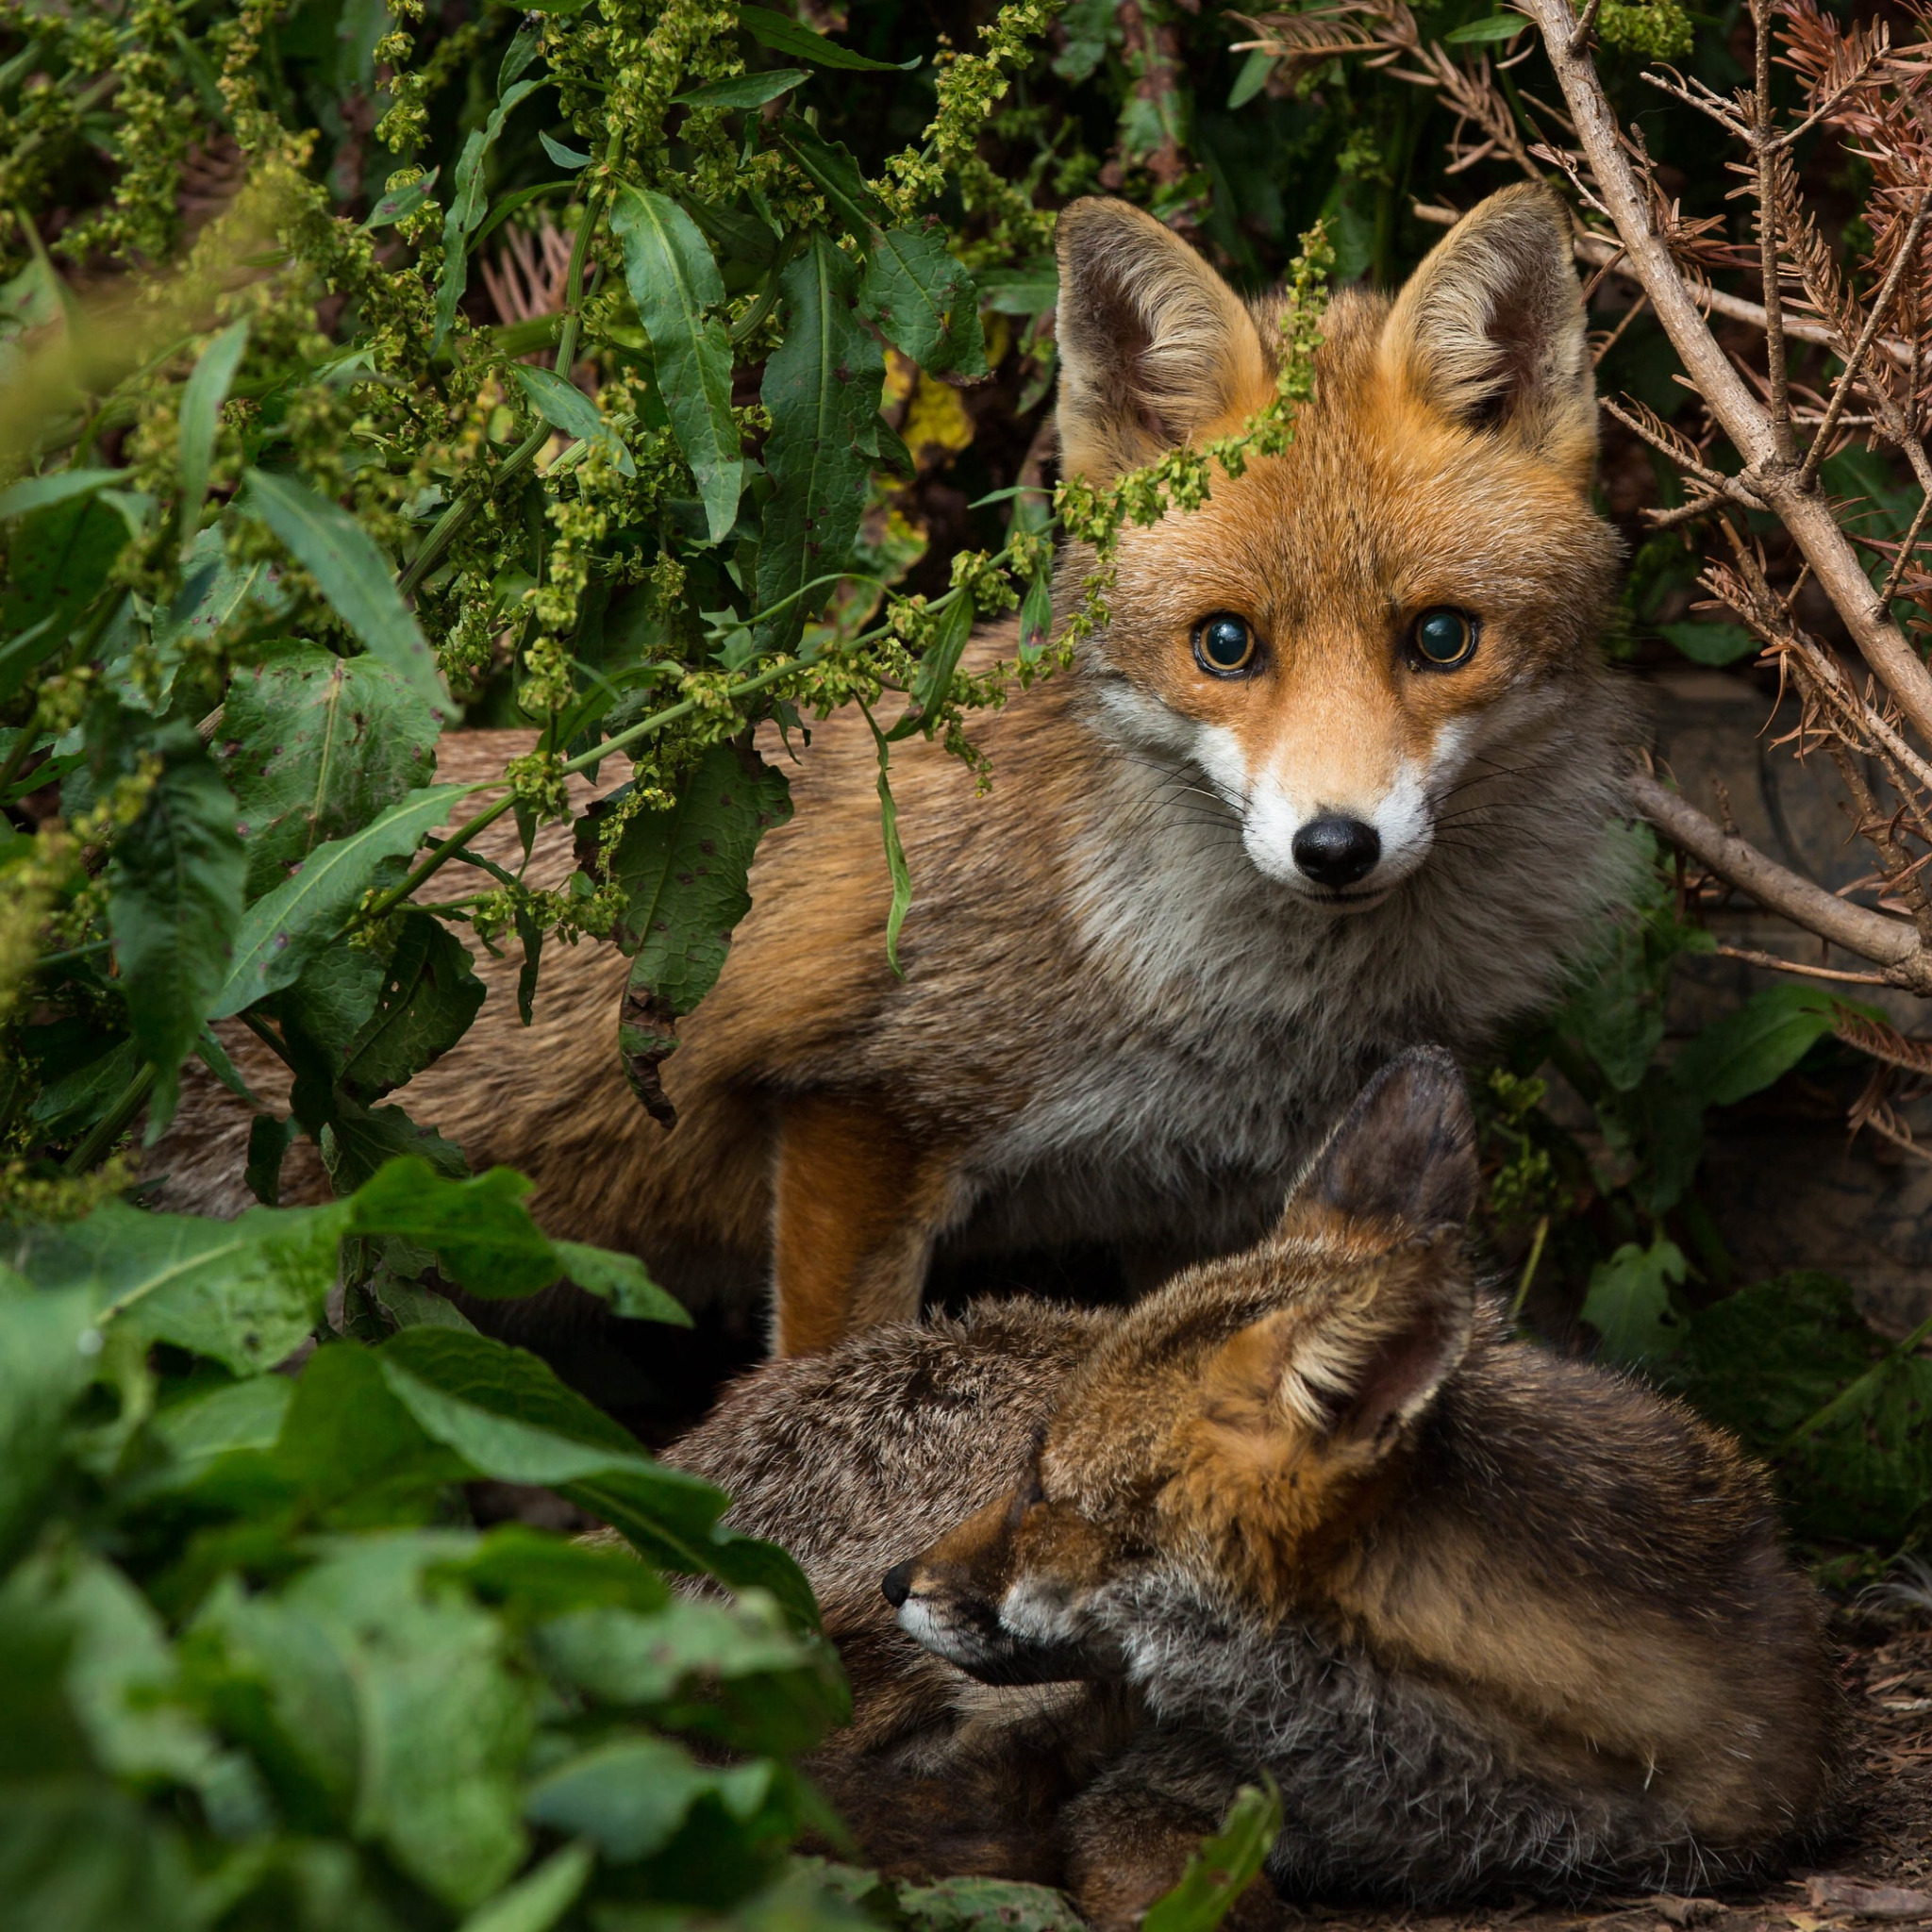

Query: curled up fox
<box><xmin>669</xmin><ymin>1053</ymin><xmax>1841</xmax><ymax>1921</ymax></box>
<box><xmin>161</xmin><ymin>183</ymin><xmax>1632</xmax><ymax>1352</ymax></box>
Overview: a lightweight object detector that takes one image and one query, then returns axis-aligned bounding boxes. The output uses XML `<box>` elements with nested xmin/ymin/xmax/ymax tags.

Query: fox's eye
<box><xmin>1193</xmin><ymin>613</ymin><xmax>1257</xmax><ymax>676</ymax></box>
<box><xmin>1411</xmin><ymin>607</ymin><xmax>1478</xmax><ymax>668</ymax></box>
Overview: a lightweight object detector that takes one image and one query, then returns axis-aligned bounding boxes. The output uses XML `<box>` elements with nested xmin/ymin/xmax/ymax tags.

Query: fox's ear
<box><xmin>1208</xmin><ymin>1249</ymin><xmax>1475</xmax><ymax>1455</ymax></box>
<box><xmin>1055</xmin><ymin>197</ymin><xmax>1271</xmax><ymax>482</ymax></box>
<box><xmin>1381</xmin><ymin>183</ymin><xmax>1594</xmax><ymax>475</ymax></box>
<box><xmin>1289</xmin><ymin>1047</ymin><xmax>1478</xmax><ymax>1235</ymax></box>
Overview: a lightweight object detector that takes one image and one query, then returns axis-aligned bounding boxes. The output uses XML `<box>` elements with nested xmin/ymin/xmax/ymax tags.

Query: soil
<box><xmin>1293</xmin><ymin>1611</ymin><xmax>1932</xmax><ymax>1932</ymax></box>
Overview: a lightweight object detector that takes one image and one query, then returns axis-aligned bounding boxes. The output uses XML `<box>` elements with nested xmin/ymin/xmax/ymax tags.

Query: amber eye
<box><xmin>1411</xmin><ymin>607</ymin><xmax>1477</xmax><ymax>668</ymax></box>
<box><xmin>1193</xmin><ymin>612</ymin><xmax>1257</xmax><ymax>676</ymax></box>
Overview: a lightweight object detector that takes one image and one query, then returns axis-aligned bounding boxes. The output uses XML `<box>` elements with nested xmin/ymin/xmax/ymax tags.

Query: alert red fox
<box><xmin>161</xmin><ymin>186</ymin><xmax>1632</xmax><ymax>1356</ymax></box>
<box><xmin>671</xmin><ymin>1053</ymin><xmax>1840</xmax><ymax>1922</ymax></box>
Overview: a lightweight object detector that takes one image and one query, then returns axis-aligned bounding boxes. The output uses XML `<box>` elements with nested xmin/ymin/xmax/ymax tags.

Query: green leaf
<box><xmin>1671</xmin><ymin>984</ymin><xmax>1855</xmax><ymax>1108</ymax></box>
<box><xmin>1444</xmin><ymin>11</ymin><xmax>1528</xmax><ymax>41</ymax></box>
<box><xmin>0</xmin><ymin>468</ymin><xmax>122</xmax><ymax>519</ymax></box>
<box><xmin>894</xmin><ymin>1875</ymin><xmax>1087</xmax><ymax>1932</ymax></box>
<box><xmin>524</xmin><ymin>1736</ymin><xmax>766</xmax><ymax>1860</ymax></box>
<box><xmin>0</xmin><ymin>492</ymin><xmax>128</xmax><ymax>693</ymax></box>
<box><xmin>738</xmin><ymin>6</ymin><xmax>918</xmax><ymax>68</ymax></box>
<box><xmin>176</xmin><ymin>318</ymin><xmax>248</xmax><ymax>563</ymax></box>
<box><xmin>212</xmin><ymin>783</ymin><xmax>467</xmax><ymax>1019</ymax></box>
<box><xmin>156</xmin><ymin>524</ymin><xmax>293</xmax><ymax>664</ymax></box>
<box><xmin>347</xmin><ymin>1160</ymin><xmax>557</xmax><ymax>1295</ymax></box>
<box><xmin>471</xmin><ymin>179</ymin><xmax>575</xmax><ymax>253</ymax></box>
<box><xmin>861</xmin><ymin>225</ymin><xmax>986</xmax><ymax>378</ymax></box>
<box><xmin>1657</xmin><ymin>619</ymin><xmax>1759</xmax><ymax>666</ymax></box>
<box><xmin>323</xmin><ymin>1094</ymin><xmax>470</xmax><ymax>1192</ymax></box>
<box><xmin>511</xmin><ymin>363</ymin><xmax>636</xmax><ymax>476</ymax></box>
<box><xmin>0</xmin><ymin>1787</ymin><xmax>199</xmax><ymax>1932</ymax></box>
<box><xmin>974</xmin><ymin>265</ymin><xmax>1058</xmax><ymax>315</ymax></box>
<box><xmin>1141</xmin><ymin>1781</ymin><xmax>1283</xmax><ymax>1932</ymax></box>
<box><xmin>756</xmin><ymin>232</ymin><xmax>884</xmax><ymax>653</ymax></box>
<box><xmin>608</xmin><ymin>741</ymin><xmax>793</xmax><ymax>1014</ymax></box>
<box><xmin>106</xmin><ymin>724</ymin><xmax>246</xmax><ymax>1137</ymax></box>
<box><xmin>611</xmin><ymin>186</ymin><xmax>742</xmax><ymax>543</ymax></box>
<box><xmin>780</xmin><ymin>123</ymin><xmax>889</xmax><ymax>237</ymax></box>
<box><xmin>539</xmin><ymin>129</ymin><xmax>591</xmax><ymax>169</ymax></box>
<box><xmin>0</xmin><ymin>1280</ymin><xmax>97</xmax><ymax>1571</ymax></box>
<box><xmin>1227</xmin><ymin>48</ymin><xmax>1276</xmax><ymax>109</ymax></box>
<box><xmin>863</xmin><ymin>708</ymin><xmax>912</xmax><ymax>976</ymax></box>
<box><xmin>241</xmin><ymin>469</ymin><xmax>450</xmax><ymax>717</ymax></box>
<box><xmin>338</xmin><ymin>912</ymin><xmax>486</xmax><ymax>1099</ymax></box>
<box><xmin>433</xmin><ymin>75</ymin><xmax>545</xmax><ymax>347</ymax></box>
<box><xmin>1581</xmin><ymin>1234</ymin><xmax>1688</xmax><ymax>1365</ymax></box>
<box><xmin>363</xmin><ymin>163</ymin><xmax>439</xmax><ymax>228</ymax></box>
<box><xmin>458</xmin><ymin>1840</ymin><xmax>596</xmax><ymax>1932</ymax></box>
<box><xmin>14</xmin><ymin>1197</ymin><xmax>345</xmax><ymax>1374</ymax></box>
<box><xmin>908</xmin><ymin>591</ymin><xmax>976</xmax><ymax>731</ymax></box>
<box><xmin>674</xmin><ymin>67</ymin><xmax>808</xmax><ymax>108</ymax></box>
<box><xmin>553</xmin><ymin>1240</ymin><xmax>692</xmax><ymax>1324</ymax></box>
<box><xmin>146</xmin><ymin>1373</ymin><xmax>294</xmax><ymax>1474</ymax></box>
<box><xmin>220</xmin><ymin>641</ymin><xmax>441</xmax><ymax>901</ymax></box>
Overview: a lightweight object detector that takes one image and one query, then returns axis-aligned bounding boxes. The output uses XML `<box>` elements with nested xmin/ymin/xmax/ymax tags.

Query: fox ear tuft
<box><xmin>1055</xmin><ymin>197</ymin><xmax>1271</xmax><ymax>482</ymax></box>
<box><xmin>1381</xmin><ymin>183</ymin><xmax>1593</xmax><ymax>473</ymax></box>
<box><xmin>1295</xmin><ymin>1252</ymin><xmax>1475</xmax><ymax>1447</ymax></box>
<box><xmin>1290</xmin><ymin>1047</ymin><xmax>1478</xmax><ymax>1234</ymax></box>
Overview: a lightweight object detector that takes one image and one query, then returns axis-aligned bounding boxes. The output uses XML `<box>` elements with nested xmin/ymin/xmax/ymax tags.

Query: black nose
<box><xmin>881</xmin><ymin>1560</ymin><xmax>913</xmax><ymax>1608</ymax></box>
<box><xmin>1291</xmin><ymin>814</ymin><xmax>1381</xmax><ymax>889</ymax></box>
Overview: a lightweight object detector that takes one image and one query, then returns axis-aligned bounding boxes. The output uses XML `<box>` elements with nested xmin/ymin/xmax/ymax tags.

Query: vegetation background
<box><xmin>1</xmin><ymin>0</ymin><xmax>1930</xmax><ymax>1922</ymax></box>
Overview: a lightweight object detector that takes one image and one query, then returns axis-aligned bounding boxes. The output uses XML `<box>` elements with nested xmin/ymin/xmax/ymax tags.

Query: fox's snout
<box><xmin>881</xmin><ymin>1549</ymin><xmax>1089</xmax><ymax>1687</ymax></box>
<box><xmin>1289</xmin><ymin>813</ymin><xmax>1382</xmax><ymax>890</ymax></box>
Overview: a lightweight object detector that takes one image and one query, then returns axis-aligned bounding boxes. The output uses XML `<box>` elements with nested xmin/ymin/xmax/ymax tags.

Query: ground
<box><xmin>1293</xmin><ymin>1611</ymin><xmax>1932</xmax><ymax>1932</ymax></box>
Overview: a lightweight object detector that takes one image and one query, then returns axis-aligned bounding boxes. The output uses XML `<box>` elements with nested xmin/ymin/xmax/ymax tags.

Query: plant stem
<box><xmin>62</xmin><ymin>1062</ymin><xmax>157</xmax><ymax>1174</ymax></box>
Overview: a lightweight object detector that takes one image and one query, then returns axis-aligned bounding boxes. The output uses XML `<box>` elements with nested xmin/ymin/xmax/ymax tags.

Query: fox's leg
<box><xmin>768</xmin><ymin>1095</ymin><xmax>959</xmax><ymax>1356</ymax></box>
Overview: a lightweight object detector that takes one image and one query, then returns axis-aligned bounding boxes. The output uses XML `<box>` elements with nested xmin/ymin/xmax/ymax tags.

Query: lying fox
<box><xmin>160</xmin><ymin>185</ymin><xmax>1630</xmax><ymax>1355</ymax></box>
<box><xmin>670</xmin><ymin>1053</ymin><xmax>1840</xmax><ymax>1919</ymax></box>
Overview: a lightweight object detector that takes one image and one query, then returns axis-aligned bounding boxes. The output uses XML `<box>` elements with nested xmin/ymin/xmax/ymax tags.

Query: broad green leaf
<box><xmin>673</xmin><ymin>67</ymin><xmax>807</xmax><ymax>108</ymax></box>
<box><xmin>347</xmin><ymin>1160</ymin><xmax>556</xmax><ymax>1294</ymax></box>
<box><xmin>363</xmin><ymin>163</ymin><xmax>439</xmax><ymax>228</ymax></box>
<box><xmin>147</xmin><ymin>1374</ymin><xmax>294</xmax><ymax>1474</ymax></box>
<box><xmin>322</xmin><ymin>1094</ymin><xmax>470</xmax><ymax>1193</ymax></box>
<box><xmin>458</xmin><ymin>1840</ymin><xmax>596</xmax><ymax>1932</ymax></box>
<box><xmin>738</xmin><ymin>5</ymin><xmax>918</xmax><ymax>68</ymax></box>
<box><xmin>524</xmin><ymin>1736</ymin><xmax>766</xmax><ymax>1860</ymax></box>
<box><xmin>608</xmin><ymin>742</ymin><xmax>793</xmax><ymax>1013</ymax></box>
<box><xmin>106</xmin><ymin>724</ymin><xmax>245</xmax><ymax>1136</ymax></box>
<box><xmin>511</xmin><ymin>363</ymin><xmax>635</xmax><ymax>475</ymax></box>
<box><xmin>176</xmin><ymin>318</ymin><xmax>248</xmax><ymax>562</ymax></box>
<box><xmin>339</xmin><ymin>913</ymin><xmax>486</xmax><ymax>1098</ymax></box>
<box><xmin>974</xmin><ymin>266</ymin><xmax>1059</xmax><ymax>315</ymax></box>
<box><xmin>611</xmin><ymin>186</ymin><xmax>741</xmax><ymax>542</ymax></box>
<box><xmin>780</xmin><ymin>124</ymin><xmax>889</xmax><ymax>237</ymax></box>
<box><xmin>1141</xmin><ymin>1781</ymin><xmax>1283</xmax><ymax>1932</ymax></box>
<box><xmin>441</xmin><ymin>1523</ymin><xmax>671</xmax><ymax>1618</ymax></box>
<box><xmin>895</xmin><ymin>1875</ymin><xmax>1087</xmax><ymax>1932</ymax></box>
<box><xmin>220</xmin><ymin>641</ymin><xmax>440</xmax><ymax>900</ymax></box>
<box><xmin>280</xmin><ymin>1536</ymin><xmax>534</xmax><ymax>1906</ymax></box>
<box><xmin>0</xmin><ymin>1279</ymin><xmax>97</xmax><ymax>1570</ymax></box>
<box><xmin>0</xmin><ymin>1787</ymin><xmax>199</xmax><ymax>1932</ymax></box>
<box><xmin>15</xmin><ymin>1197</ymin><xmax>346</xmax><ymax>1374</ymax></box>
<box><xmin>861</xmin><ymin>225</ymin><xmax>987</xmax><ymax>377</ymax></box>
<box><xmin>1657</xmin><ymin>619</ymin><xmax>1758</xmax><ymax>666</ymax></box>
<box><xmin>212</xmin><ymin>783</ymin><xmax>467</xmax><ymax>1019</ymax></box>
<box><xmin>1444</xmin><ymin>11</ymin><xmax>1527</xmax><ymax>40</ymax></box>
<box><xmin>241</xmin><ymin>469</ymin><xmax>452</xmax><ymax>718</ymax></box>
<box><xmin>155</xmin><ymin>524</ymin><xmax>293</xmax><ymax>663</ymax></box>
<box><xmin>0</xmin><ymin>468</ymin><xmax>121</xmax><ymax>518</ymax></box>
<box><xmin>0</xmin><ymin>492</ymin><xmax>128</xmax><ymax>694</ymax></box>
<box><xmin>757</xmin><ymin>233</ymin><xmax>884</xmax><ymax>653</ymax></box>
<box><xmin>1671</xmin><ymin>983</ymin><xmax>1856</xmax><ymax>1108</ymax></box>
<box><xmin>27</xmin><ymin>1034</ymin><xmax>140</xmax><ymax>1140</ymax></box>
<box><xmin>1581</xmin><ymin>1234</ymin><xmax>1688</xmax><ymax>1365</ymax></box>
<box><xmin>539</xmin><ymin>129</ymin><xmax>591</xmax><ymax>169</ymax></box>
<box><xmin>1227</xmin><ymin>48</ymin><xmax>1276</xmax><ymax>109</ymax></box>
<box><xmin>552</xmin><ymin>1239</ymin><xmax>691</xmax><ymax>1325</ymax></box>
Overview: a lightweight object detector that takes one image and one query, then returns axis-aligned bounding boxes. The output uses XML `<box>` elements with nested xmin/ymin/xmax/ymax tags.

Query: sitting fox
<box><xmin>161</xmin><ymin>185</ymin><xmax>1631</xmax><ymax>1355</ymax></box>
<box><xmin>670</xmin><ymin>1053</ymin><xmax>1840</xmax><ymax>1920</ymax></box>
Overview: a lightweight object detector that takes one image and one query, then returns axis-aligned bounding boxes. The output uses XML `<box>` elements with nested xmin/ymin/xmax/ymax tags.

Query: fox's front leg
<box><xmin>768</xmin><ymin>1094</ymin><xmax>960</xmax><ymax>1356</ymax></box>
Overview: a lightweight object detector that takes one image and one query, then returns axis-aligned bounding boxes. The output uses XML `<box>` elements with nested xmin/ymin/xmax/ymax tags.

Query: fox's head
<box><xmin>882</xmin><ymin>1048</ymin><xmax>1482</xmax><ymax>1682</ymax></box>
<box><xmin>1055</xmin><ymin>185</ymin><xmax>1620</xmax><ymax>907</ymax></box>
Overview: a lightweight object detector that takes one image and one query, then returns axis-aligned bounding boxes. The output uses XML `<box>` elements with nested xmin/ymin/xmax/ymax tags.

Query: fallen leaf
<box><xmin>1806</xmin><ymin>1876</ymin><xmax>1932</xmax><ymax>1922</ymax></box>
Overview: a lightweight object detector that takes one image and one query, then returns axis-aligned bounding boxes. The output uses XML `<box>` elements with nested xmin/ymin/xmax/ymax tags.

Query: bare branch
<box><xmin>1566</xmin><ymin>0</ymin><xmax>1602</xmax><ymax>59</ymax></box>
<box><xmin>1713</xmin><ymin>943</ymin><xmax>1893</xmax><ymax>985</ymax></box>
<box><xmin>1628</xmin><ymin>770</ymin><xmax>1932</xmax><ymax>985</ymax></box>
<box><xmin>1880</xmin><ymin>486</ymin><xmax>1932</xmax><ymax>603</ymax></box>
